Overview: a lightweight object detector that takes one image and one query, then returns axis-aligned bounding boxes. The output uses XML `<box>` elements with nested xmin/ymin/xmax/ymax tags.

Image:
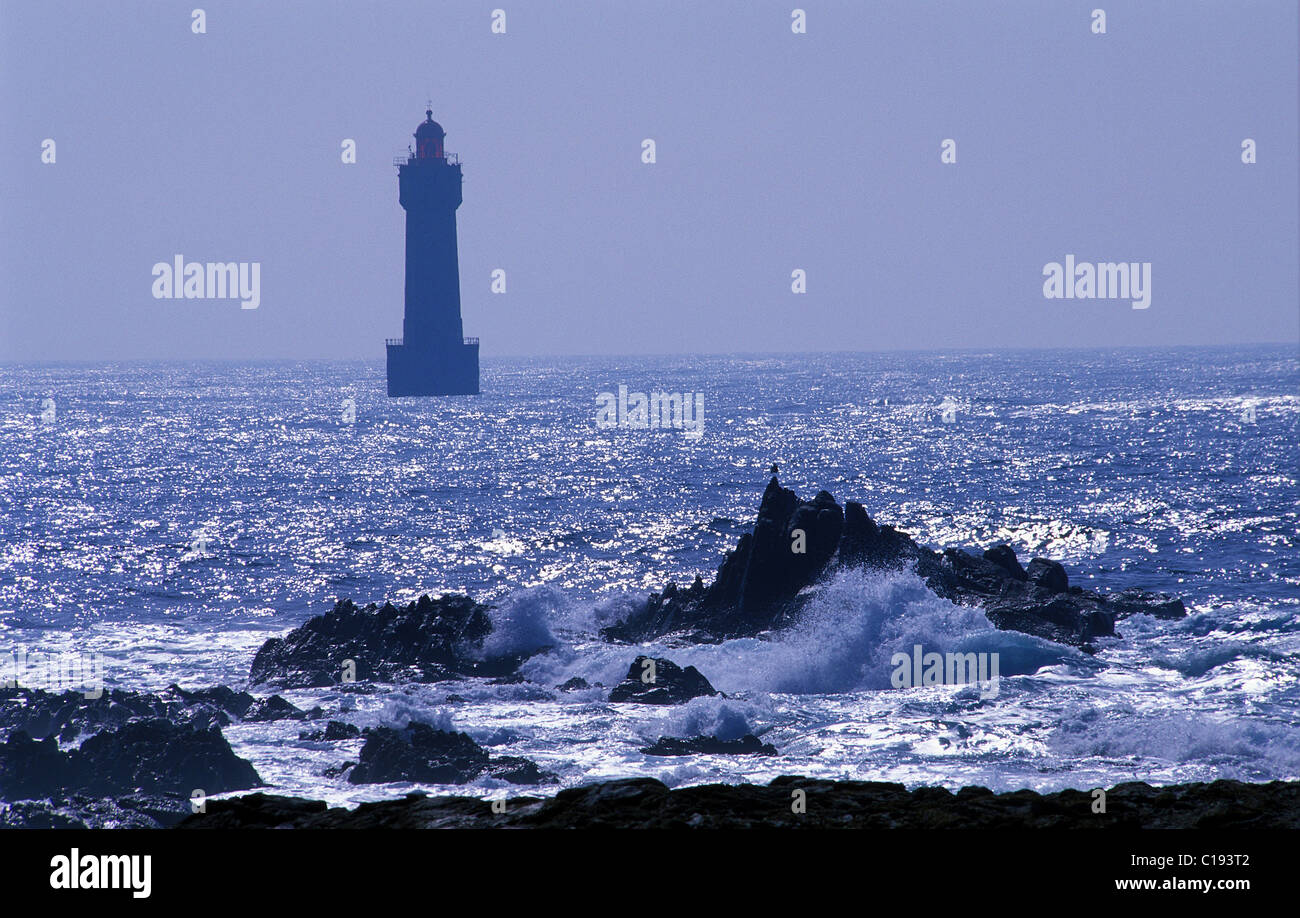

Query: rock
<box><xmin>321</xmin><ymin>762</ymin><xmax>355</xmax><ymax>779</ymax></box>
<box><xmin>983</xmin><ymin>544</ymin><xmax>1027</xmax><ymax>581</ymax></box>
<box><xmin>0</xmin><ymin>718</ymin><xmax>261</xmax><ymax>801</ymax></box>
<box><xmin>483</xmin><ymin>756</ymin><xmax>558</xmax><ymax>785</ymax></box>
<box><xmin>940</xmin><ymin>547</ymin><xmax>1023</xmax><ymax>596</ymax></box>
<box><xmin>249</xmin><ymin>594</ymin><xmax>538</xmax><ymax>689</ymax></box>
<box><xmin>602</xmin><ymin>478</ymin><xmax>1185</xmax><ymax>649</ymax></box>
<box><xmin>0</xmin><ymin>793</ymin><xmax>192</xmax><ymax>829</ymax></box>
<box><xmin>1026</xmin><ymin>558</ymin><xmax>1069</xmax><ymax>593</ymax></box>
<box><xmin>0</xmin><ymin>686</ymin><xmax>226</xmax><ymax>742</ymax></box>
<box><xmin>556</xmin><ymin>677</ymin><xmax>590</xmax><ymax>692</ymax></box>
<box><xmin>179</xmin><ymin>776</ymin><xmax>1300</xmax><ymax>830</ymax></box>
<box><xmin>1106</xmin><ymin>588</ymin><xmax>1188</xmax><ymax>620</ymax></box>
<box><xmin>640</xmin><ymin>734</ymin><xmax>777</xmax><ymax>756</ymax></box>
<box><xmin>0</xmin><ymin>685</ymin><xmax>313</xmax><ymax>748</ymax></box>
<box><xmin>176</xmin><ymin>792</ymin><xmax>329</xmax><ymax>829</ymax></box>
<box><xmin>349</xmin><ymin>724</ymin><xmax>486</xmax><ymax>784</ymax></box>
<box><xmin>244</xmin><ymin>695</ymin><xmax>317</xmax><ymax>722</ymax></box>
<box><xmin>347</xmin><ymin>722</ymin><xmax>555</xmax><ymax>786</ymax></box>
<box><xmin>983</xmin><ymin>594</ymin><xmax>1115</xmax><ymax>649</ymax></box>
<box><xmin>298</xmin><ymin>720</ymin><xmax>361</xmax><ymax>741</ymax></box>
<box><xmin>163</xmin><ymin>685</ymin><xmax>256</xmax><ymax>718</ymax></box>
<box><xmin>607</xmin><ymin>656</ymin><xmax>720</xmax><ymax>705</ymax></box>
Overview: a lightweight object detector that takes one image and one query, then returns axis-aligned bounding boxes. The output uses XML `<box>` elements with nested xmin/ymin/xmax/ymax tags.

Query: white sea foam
<box><xmin>1049</xmin><ymin>706</ymin><xmax>1300</xmax><ymax>779</ymax></box>
<box><xmin>643</xmin><ymin>695</ymin><xmax>768</xmax><ymax>742</ymax></box>
<box><xmin>657</xmin><ymin>567</ymin><xmax>1078</xmax><ymax>695</ymax></box>
<box><xmin>479</xmin><ymin>585</ymin><xmax>560</xmax><ymax>659</ymax></box>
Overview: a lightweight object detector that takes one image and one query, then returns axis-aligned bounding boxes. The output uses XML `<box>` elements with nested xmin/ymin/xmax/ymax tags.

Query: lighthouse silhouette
<box><xmin>385</xmin><ymin>108</ymin><xmax>479</xmax><ymax>396</ymax></box>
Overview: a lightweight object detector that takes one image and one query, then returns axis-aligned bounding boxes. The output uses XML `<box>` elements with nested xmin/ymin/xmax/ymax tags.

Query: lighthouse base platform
<box><xmin>386</xmin><ymin>339</ymin><xmax>480</xmax><ymax>396</ymax></box>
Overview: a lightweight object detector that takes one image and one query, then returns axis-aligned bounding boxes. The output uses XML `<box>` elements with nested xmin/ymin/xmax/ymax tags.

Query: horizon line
<box><xmin>2</xmin><ymin>339</ymin><xmax>1298</xmax><ymax>366</ymax></box>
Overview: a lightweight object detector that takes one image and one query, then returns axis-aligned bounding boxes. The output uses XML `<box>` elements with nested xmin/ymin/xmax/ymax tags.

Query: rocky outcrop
<box><xmin>607</xmin><ymin>656</ymin><xmax>720</xmax><ymax>705</ymax></box>
<box><xmin>603</xmin><ymin>478</ymin><xmax>1185</xmax><ymax>650</ymax></box>
<box><xmin>178</xmin><ymin>776</ymin><xmax>1300</xmax><ymax>829</ymax></box>
<box><xmin>0</xmin><ymin>685</ymin><xmax>313</xmax><ymax>744</ymax></box>
<box><xmin>164</xmin><ymin>685</ymin><xmax>318</xmax><ymax>723</ymax></box>
<box><xmin>640</xmin><ymin>734</ymin><xmax>777</xmax><ymax>756</ymax></box>
<box><xmin>249</xmin><ymin>594</ymin><xmax>538</xmax><ymax>689</ymax></box>
<box><xmin>0</xmin><ymin>718</ymin><xmax>261</xmax><ymax>801</ymax></box>
<box><xmin>347</xmin><ymin>721</ymin><xmax>556</xmax><ymax>786</ymax></box>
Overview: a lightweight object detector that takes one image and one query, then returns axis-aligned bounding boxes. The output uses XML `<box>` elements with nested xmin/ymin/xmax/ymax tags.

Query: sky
<box><xmin>1</xmin><ymin>0</ymin><xmax>1297</xmax><ymax>360</ymax></box>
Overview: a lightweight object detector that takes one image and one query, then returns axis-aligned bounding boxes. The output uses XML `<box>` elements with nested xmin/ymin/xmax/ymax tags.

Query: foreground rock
<box><xmin>0</xmin><ymin>793</ymin><xmax>193</xmax><ymax>829</ymax></box>
<box><xmin>178</xmin><ymin>776</ymin><xmax>1300</xmax><ymax>829</ymax></box>
<box><xmin>0</xmin><ymin>718</ymin><xmax>261</xmax><ymax>802</ymax></box>
<box><xmin>250</xmin><ymin>594</ymin><xmax>539</xmax><ymax>688</ymax></box>
<box><xmin>640</xmin><ymin>734</ymin><xmax>777</xmax><ymax>756</ymax></box>
<box><xmin>608</xmin><ymin>656</ymin><xmax>720</xmax><ymax>705</ymax></box>
<box><xmin>0</xmin><ymin>684</ymin><xmax>295</xmax><ymax>826</ymax></box>
<box><xmin>347</xmin><ymin>721</ymin><xmax>556</xmax><ymax>786</ymax></box>
<box><xmin>604</xmin><ymin>478</ymin><xmax>1185</xmax><ymax>649</ymax></box>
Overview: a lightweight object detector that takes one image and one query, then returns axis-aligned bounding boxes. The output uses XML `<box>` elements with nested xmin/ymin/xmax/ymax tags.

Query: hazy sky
<box><xmin>2</xmin><ymin>0</ymin><xmax>1296</xmax><ymax>360</ymax></box>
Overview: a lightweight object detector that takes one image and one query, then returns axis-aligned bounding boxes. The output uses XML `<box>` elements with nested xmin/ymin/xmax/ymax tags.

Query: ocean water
<box><xmin>1</xmin><ymin>345</ymin><xmax>1297</xmax><ymax>806</ymax></box>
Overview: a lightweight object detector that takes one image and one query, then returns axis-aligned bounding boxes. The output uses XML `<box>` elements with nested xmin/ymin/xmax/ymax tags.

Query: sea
<box><xmin>1</xmin><ymin>344</ymin><xmax>1297</xmax><ymax>807</ymax></box>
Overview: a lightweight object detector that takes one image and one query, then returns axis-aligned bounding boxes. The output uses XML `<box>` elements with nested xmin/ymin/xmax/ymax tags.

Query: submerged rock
<box><xmin>603</xmin><ymin>477</ymin><xmax>1185</xmax><ymax>649</ymax></box>
<box><xmin>607</xmin><ymin>656</ymin><xmax>720</xmax><ymax>705</ymax></box>
<box><xmin>347</xmin><ymin>721</ymin><xmax>556</xmax><ymax>786</ymax></box>
<box><xmin>249</xmin><ymin>594</ymin><xmax>538</xmax><ymax>689</ymax></box>
<box><xmin>640</xmin><ymin>734</ymin><xmax>777</xmax><ymax>756</ymax></box>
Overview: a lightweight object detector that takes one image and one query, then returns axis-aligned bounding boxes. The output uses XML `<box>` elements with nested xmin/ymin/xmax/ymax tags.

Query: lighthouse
<box><xmin>385</xmin><ymin>108</ymin><xmax>479</xmax><ymax>396</ymax></box>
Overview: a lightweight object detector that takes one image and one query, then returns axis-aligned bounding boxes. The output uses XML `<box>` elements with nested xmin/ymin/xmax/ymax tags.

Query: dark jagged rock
<box><xmin>1026</xmin><ymin>558</ymin><xmax>1069</xmax><ymax>593</ymax></box>
<box><xmin>483</xmin><ymin>756</ymin><xmax>559</xmax><ymax>785</ymax></box>
<box><xmin>602</xmin><ymin>478</ymin><xmax>1185</xmax><ymax>649</ymax></box>
<box><xmin>249</xmin><ymin>593</ymin><xmax>538</xmax><ymax>689</ymax></box>
<box><xmin>165</xmin><ymin>684</ymin><xmax>315</xmax><ymax>722</ymax></box>
<box><xmin>0</xmin><ymin>685</ymin><xmax>310</xmax><ymax>745</ymax></box>
<box><xmin>0</xmin><ymin>686</ymin><xmax>221</xmax><ymax>742</ymax></box>
<box><xmin>607</xmin><ymin>656</ymin><xmax>720</xmax><ymax>705</ymax></box>
<box><xmin>177</xmin><ymin>792</ymin><xmax>331</xmax><ymax>829</ymax></box>
<box><xmin>299</xmin><ymin>720</ymin><xmax>361</xmax><ymax>741</ymax></box>
<box><xmin>983</xmin><ymin>544</ymin><xmax>1027</xmax><ymax>581</ymax></box>
<box><xmin>164</xmin><ymin>685</ymin><xmax>256</xmax><ymax>718</ymax></box>
<box><xmin>179</xmin><ymin>776</ymin><xmax>1300</xmax><ymax>830</ymax></box>
<box><xmin>349</xmin><ymin>723</ymin><xmax>487</xmax><ymax>784</ymax></box>
<box><xmin>640</xmin><ymin>734</ymin><xmax>777</xmax><ymax>756</ymax></box>
<box><xmin>347</xmin><ymin>721</ymin><xmax>556</xmax><ymax>786</ymax></box>
<box><xmin>556</xmin><ymin>677</ymin><xmax>591</xmax><ymax>692</ymax></box>
<box><xmin>244</xmin><ymin>695</ymin><xmax>318</xmax><ymax>721</ymax></box>
<box><xmin>0</xmin><ymin>718</ymin><xmax>261</xmax><ymax>801</ymax></box>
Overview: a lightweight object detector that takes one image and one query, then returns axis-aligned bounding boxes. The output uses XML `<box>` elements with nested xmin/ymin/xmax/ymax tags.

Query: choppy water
<box><xmin>1</xmin><ymin>345</ymin><xmax>1297</xmax><ymax>805</ymax></box>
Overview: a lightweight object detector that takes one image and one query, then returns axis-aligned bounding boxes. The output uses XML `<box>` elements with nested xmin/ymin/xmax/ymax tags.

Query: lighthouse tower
<box><xmin>385</xmin><ymin>108</ymin><xmax>479</xmax><ymax>396</ymax></box>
